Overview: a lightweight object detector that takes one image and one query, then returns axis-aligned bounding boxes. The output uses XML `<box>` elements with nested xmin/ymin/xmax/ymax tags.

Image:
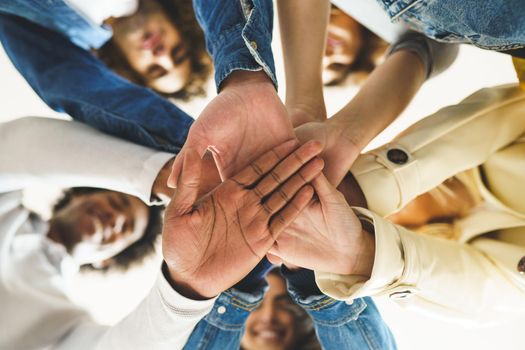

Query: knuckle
<box><xmin>269</xmin><ymin>170</ymin><xmax>282</xmax><ymax>185</ymax></box>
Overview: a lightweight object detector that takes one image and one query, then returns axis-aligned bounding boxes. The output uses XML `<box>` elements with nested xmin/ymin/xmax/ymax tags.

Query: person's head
<box><xmin>241</xmin><ymin>270</ymin><xmax>321</xmax><ymax>350</ymax></box>
<box><xmin>98</xmin><ymin>0</ymin><xmax>211</xmax><ymax>100</ymax></box>
<box><xmin>323</xmin><ymin>5</ymin><xmax>388</xmax><ymax>86</ymax></box>
<box><xmin>48</xmin><ymin>188</ymin><xmax>163</xmax><ymax>271</ymax></box>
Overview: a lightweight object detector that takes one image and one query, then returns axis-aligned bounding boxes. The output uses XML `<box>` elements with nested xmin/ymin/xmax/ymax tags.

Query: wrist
<box><xmin>286</xmin><ymin>99</ymin><xmax>327</xmax><ymax>127</ymax></box>
<box><xmin>350</xmin><ymin>224</ymin><xmax>375</xmax><ymax>277</ymax></box>
<box><xmin>221</xmin><ymin>70</ymin><xmax>274</xmax><ymax>92</ymax></box>
<box><xmin>163</xmin><ymin>263</ymin><xmax>216</xmax><ymax>300</ymax></box>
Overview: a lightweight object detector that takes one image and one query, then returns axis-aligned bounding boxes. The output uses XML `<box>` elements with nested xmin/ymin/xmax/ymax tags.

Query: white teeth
<box><xmin>257</xmin><ymin>330</ymin><xmax>279</xmax><ymax>341</ymax></box>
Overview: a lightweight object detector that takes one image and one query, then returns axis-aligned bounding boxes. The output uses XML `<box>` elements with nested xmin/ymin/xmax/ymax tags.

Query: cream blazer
<box><xmin>316</xmin><ymin>84</ymin><xmax>525</xmax><ymax>325</ymax></box>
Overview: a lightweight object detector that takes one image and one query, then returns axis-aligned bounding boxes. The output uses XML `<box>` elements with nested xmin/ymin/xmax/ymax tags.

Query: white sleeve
<box><xmin>0</xmin><ymin>117</ymin><xmax>174</xmax><ymax>204</ymax></box>
<box><xmin>54</xmin><ymin>272</ymin><xmax>216</xmax><ymax>350</ymax></box>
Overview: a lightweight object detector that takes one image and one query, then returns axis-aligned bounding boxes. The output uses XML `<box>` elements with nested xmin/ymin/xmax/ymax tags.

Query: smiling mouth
<box><xmin>253</xmin><ymin>327</ymin><xmax>285</xmax><ymax>342</ymax></box>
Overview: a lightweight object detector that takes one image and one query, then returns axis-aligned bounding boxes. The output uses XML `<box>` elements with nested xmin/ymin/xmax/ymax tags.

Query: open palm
<box><xmin>163</xmin><ymin>141</ymin><xmax>324</xmax><ymax>298</ymax></box>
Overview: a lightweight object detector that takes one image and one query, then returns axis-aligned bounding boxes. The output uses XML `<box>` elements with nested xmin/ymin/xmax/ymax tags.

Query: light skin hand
<box><xmin>168</xmin><ymin>70</ymin><xmax>295</xmax><ymax>187</ymax></box>
<box><xmin>268</xmin><ymin>172</ymin><xmax>375</xmax><ymax>277</ymax></box>
<box><xmin>163</xmin><ymin>140</ymin><xmax>325</xmax><ymax>300</ymax></box>
<box><xmin>293</xmin><ymin>50</ymin><xmax>427</xmax><ymax>186</ymax></box>
<box><xmin>294</xmin><ymin>120</ymin><xmax>361</xmax><ymax>186</ymax></box>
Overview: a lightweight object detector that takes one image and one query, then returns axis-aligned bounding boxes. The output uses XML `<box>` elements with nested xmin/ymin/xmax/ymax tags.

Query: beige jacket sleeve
<box><xmin>316</xmin><ymin>84</ymin><xmax>525</xmax><ymax>324</ymax></box>
<box><xmin>351</xmin><ymin>84</ymin><xmax>525</xmax><ymax>217</ymax></box>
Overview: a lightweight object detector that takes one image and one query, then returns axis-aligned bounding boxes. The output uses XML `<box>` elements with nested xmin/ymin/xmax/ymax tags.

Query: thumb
<box><xmin>312</xmin><ymin>172</ymin><xmax>341</xmax><ymax>205</ymax></box>
<box><xmin>168</xmin><ymin>137</ymin><xmax>208</xmax><ymax>188</ymax></box>
<box><xmin>168</xmin><ymin>148</ymin><xmax>202</xmax><ymax>216</ymax></box>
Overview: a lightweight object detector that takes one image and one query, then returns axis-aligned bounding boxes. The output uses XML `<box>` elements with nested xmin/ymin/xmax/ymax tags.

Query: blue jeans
<box><xmin>184</xmin><ymin>285</ymin><xmax>397</xmax><ymax>349</ymax></box>
<box><xmin>0</xmin><ymin>6</ymin><xmax>194</xmax><ymax>154</ymax></box>
<box><xmin>376</xmin><ymin>0</ymin><xmax>525</xmax><ymax>51</ymax></box>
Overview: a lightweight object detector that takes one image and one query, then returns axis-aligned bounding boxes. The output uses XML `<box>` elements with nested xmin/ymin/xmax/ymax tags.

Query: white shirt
<box><xmin>0</xmin><ymin>117</ymin><xmax>216</xmax><ymax>350</ymax></box>
<box><xmin>64</xmin><ymin>0</ymin><xmax>139</xmax><ymax>25</ymax></box>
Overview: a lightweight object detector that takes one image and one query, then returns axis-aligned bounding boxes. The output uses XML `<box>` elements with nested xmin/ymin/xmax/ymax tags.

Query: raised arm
<box><xmin>277</xmin><ymin>0</ymin><xmax>330</xmax><ymax>126</ymax></box>
<box><xmin>294</xmin><ymin>31</ymin><xmax>458</xmax><ymax>185</ymax></box>
<box><xmin>0</xmin><ymin>117</ymin><xmax>174</xmax><ymax>204</ymax></box>
<box><xmin>0</xmin><ymin>13</ymin><xmax>193</xmax><ymax>154</ymax></box>
<box><xmin>170</xmin><ymin>0</ymin><xmax>296</xmax><ymax>186</ymax></box>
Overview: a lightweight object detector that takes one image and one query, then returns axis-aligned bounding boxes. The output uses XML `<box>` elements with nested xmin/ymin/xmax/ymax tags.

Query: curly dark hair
<box><xmin>52</xmin><ymin>187</ymin><xmax>164</xmax><ymax>272</ymax></box>
<box><xmin>97</xmin><ymin>0</ymin><xmax>211</xmax><ymax>101</ymax></box>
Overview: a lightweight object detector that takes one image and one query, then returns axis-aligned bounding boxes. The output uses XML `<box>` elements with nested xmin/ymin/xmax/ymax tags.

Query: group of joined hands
<box><xmin>159</xmin><ymin>70</ymin><xmax>375</xmax><ymax>300</ymax></box>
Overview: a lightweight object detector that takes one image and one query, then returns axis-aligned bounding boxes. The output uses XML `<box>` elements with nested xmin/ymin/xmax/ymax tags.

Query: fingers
<box><xmin>168</xmin><ymin>149</ymin><xmax>184</xmax><ymax>189</ymax></box>
<box><xmin>252</xmin><ymin>140</ymin><xmax>323</xmax><ymax>198</ymax></box>
<box><xmin>232</xmin><ymin>139</ymin><xmax>299</xmax><ymax>187</ymax></box>
<box><xmin>269</xmin><ymin>185</ymin><xmax>314</xmax><ymax>238</ymax></box>
<box><xmin>261</xmin><ymin>157</ymin><xmax>324</xmax><ymax>214</ymax></box>
<box><xmin>168</xmin><ymin>148</ymin><xmax>202</xmax><ymax>216</ymax></box>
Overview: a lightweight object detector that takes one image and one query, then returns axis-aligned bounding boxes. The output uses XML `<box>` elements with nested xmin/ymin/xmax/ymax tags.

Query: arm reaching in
<box><xmin>164</xmin><ymin>140</ymin><xmax>325</xmax><ymax>299</ymax></box>
<box><xmin>277</xmin><ymin>0</ymin><xmax>330</xmax><ymax>126</ymax></box>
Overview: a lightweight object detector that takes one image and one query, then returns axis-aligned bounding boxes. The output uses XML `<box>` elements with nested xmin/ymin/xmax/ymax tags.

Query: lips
<box><xmin>253</xmin><ymin>326</ymin><xmax>285</xmax><ymax>342</ymax></box>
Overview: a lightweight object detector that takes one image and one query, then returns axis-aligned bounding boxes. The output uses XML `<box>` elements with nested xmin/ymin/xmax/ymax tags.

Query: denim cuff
<box><xmin>203</xmin><ymin>284</ymin><xmax>266</xmax><ymax>330</ymax></box>
<box><xmin>205</xmin><ymin>2</ymin><xmax>277</xmax><ymax>90</ymax></box>
<box><xmin>234</xmin><ymin>257</ymin><xmax>274</xmax><ymax>293</ymax></box>
<box><xmin>281</xmin><ymin>267</ymin><xmax>322</xmax><ymax>297</ymax></box>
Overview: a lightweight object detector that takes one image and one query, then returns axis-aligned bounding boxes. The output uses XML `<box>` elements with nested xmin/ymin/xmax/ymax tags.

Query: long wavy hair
<box><xmin>97</xmin><ymin>0</ymin><xmax>211</xmax><ymax>101</ymax></box>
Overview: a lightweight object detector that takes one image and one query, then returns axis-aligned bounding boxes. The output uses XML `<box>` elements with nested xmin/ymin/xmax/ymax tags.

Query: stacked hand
<box><xmin>163</xmin><ymin>140</ymin><xmax>325</xmax><ymax>299</ymax></box>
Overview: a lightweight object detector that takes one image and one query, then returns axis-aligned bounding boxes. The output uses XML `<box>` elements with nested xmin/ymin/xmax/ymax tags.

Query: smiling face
<box><xmin>323</xmin><ymin>7</ymin><xmax>365</xmax><ymax>85</ymax></box>
<box><xmin>48</xmin><ymin>191</ymin><xmax>149</xmax><ymax>266</ymax></box>
<box><xmin>110</xmin><ymin>0</ymin><xmax>191</xmax><ymax>94</ymax></box>
<box><xmin>241</xmin><ymin>274</ymin><xmax>299</xmax><ymax>350</ymax></box>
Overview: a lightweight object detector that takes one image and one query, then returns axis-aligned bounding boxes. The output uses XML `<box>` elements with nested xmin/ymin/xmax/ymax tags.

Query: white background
<box><xmin>1</xmin><ymin>16</ymin><xmax>524</xmax><ymax>350</ymax></box>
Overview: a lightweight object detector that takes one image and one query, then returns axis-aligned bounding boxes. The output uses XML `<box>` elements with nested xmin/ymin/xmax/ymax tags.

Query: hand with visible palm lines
<box><xmin>163</xmin><ymin>140</ymin><xmax>324</xmax><ymax>299</ymax></box>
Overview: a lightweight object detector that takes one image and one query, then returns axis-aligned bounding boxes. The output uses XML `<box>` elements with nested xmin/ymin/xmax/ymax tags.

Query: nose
<box><xmin>257</xmin><ymin>302</ymin><xmax>277</xmax><ymax>323</ymax></box>
<box><xmin>153</xmin><ymin>53</ymin><xmax>174</xmax><ymax>71</ymax></box>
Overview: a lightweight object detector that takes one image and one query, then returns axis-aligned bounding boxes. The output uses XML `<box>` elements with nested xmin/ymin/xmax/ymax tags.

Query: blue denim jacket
<box><xmin>0</xmin><ymin>6</ymin><xmax>194</xmax><ymax>154</ymax></box>
<box><xmin>375</xmin><ymin>0</ymin><xmax>525</xmax><ymax>51</ymax></box>
<box><xmin>193</xmin><ymin>0</ymin><xmax>277</xmax><ymax>89</ymax></box>
<box><xmin>184</xmin><ymin>284</ymin><xmax>397</xmax><ymax>350</ymax></box>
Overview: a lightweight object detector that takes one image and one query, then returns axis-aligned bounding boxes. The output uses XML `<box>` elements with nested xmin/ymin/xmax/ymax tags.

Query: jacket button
<box><xmin>250</xmin><ymin>40</ymin><xmax>258</xmax><ymax>50</ymax></box>
<box><xmin>389</xmin><ymin>290</ymin><xmax>412</xmax><ymax>299</ymax></box>
<box><xmin>217</xmin><ymin>306</ymin><xmax>226</xmax><ymax>314</ymax></box>
<box><xmin>387</xmin><ymin>148</ymin><xmax>409</xmax><ymax>165</ymax></box>
<box><xmin>518</xmin><ymin>256</ymin><xmax>525</xmax><ymax>274</ymax></box>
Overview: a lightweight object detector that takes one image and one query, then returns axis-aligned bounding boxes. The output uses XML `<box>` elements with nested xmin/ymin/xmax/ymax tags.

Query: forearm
<box><xmin>0</xmin><ymin>117</ymin><xmax>173</xmax><ymax>204</ymax></box>
<box><xmin>318</xmin><ymin>208</ymin><xmax>525</xmax><ymax>324</ymax></box>
<box><xmin>56</xmin><ymin>273</ymin><xmax>215</xmax><ymax>350</ymax></box>
<box><xmin>0</xmin><ymin>14</ymin><xmax>193</xmax><ymax>154</ymax></box>
<box><xmin>277</xmin><ymin>0</ymin><xmax>330</xmax><ymax>126</ymax></box>
<box><xmin>351</xmin><ymin>85</ymin><xmax>525</xmax><ymax>216</ymax></box>
<box><xmin>329</xmin><ymin>50</ymin><xmax>426</xmax><ymax>151</ymax></box>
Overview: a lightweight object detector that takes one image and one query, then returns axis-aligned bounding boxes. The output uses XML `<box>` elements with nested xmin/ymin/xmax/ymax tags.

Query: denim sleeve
<box><xmin>183</xmin><ymin>287</ymin><xmax>265</xmax><ymax>350</ymax></box>
<box><xmin>192</xmin><ymin>0</ymin><xmax>277</xmax><ymax>90</ymax></box>
<box><xmin>0</xmin><ymin>14</ymin><xmax>194</xmax><ymax>154</ymax></box>
<box><xmin>288</xmin><ymin>280</ymin><xmax>397</xmax><ymax>350</ymax></box>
